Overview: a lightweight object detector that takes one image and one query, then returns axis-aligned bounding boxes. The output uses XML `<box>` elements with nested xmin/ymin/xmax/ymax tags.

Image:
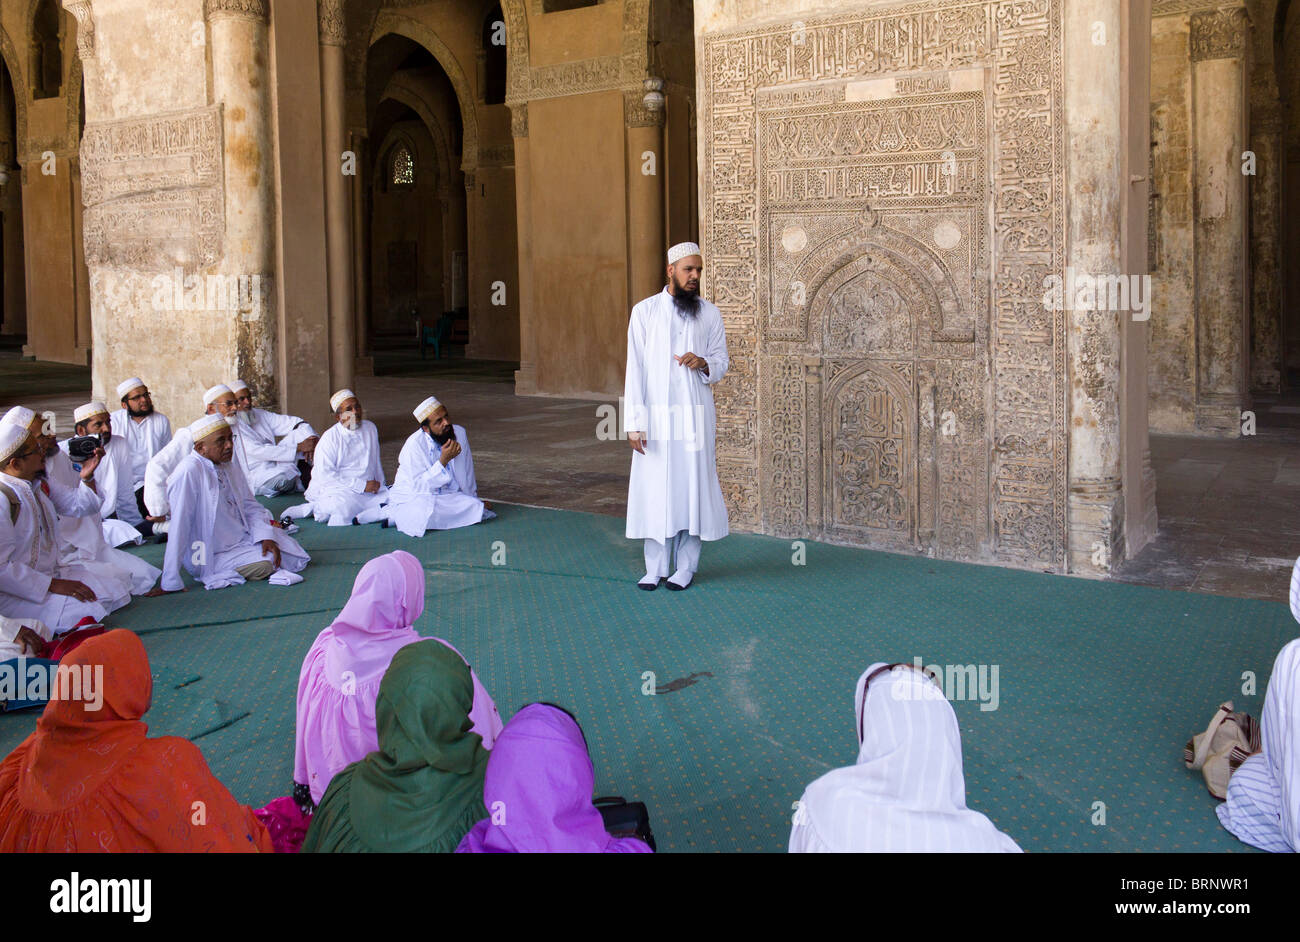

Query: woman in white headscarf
<box><xmin>789</xmin><ymin>662</ymin><xmax>1022</xmax><ymax>853</ymax></box>
<box><xmin>1214</xmin><ymin>560</ymin><xmax>1300</xmax><ymax>852</ymax></box>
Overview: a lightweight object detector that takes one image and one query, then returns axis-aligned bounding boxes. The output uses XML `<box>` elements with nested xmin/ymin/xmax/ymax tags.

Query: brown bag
<box><xmin>1183</xmin><ymin>701</ymin><xmax>1261</xmax><ymax>800</ymax></box>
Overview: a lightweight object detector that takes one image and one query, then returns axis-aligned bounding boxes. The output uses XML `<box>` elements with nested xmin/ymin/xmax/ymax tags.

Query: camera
<box><xmin>67</xmin><ymin>435</ymin><xmax>101</xmax><ymax>462</ymax></box>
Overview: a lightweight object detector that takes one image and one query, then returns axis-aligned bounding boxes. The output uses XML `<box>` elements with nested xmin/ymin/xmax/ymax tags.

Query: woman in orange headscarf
<box><xmin>0</xmin><ymin>629</ymin><xmax>273</xmax><ymax>852</ymax></box>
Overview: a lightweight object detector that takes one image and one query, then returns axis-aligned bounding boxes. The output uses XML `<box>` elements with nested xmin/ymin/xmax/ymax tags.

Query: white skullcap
<box><xmin>116</xmin><ymin>377</ymin><xmax>146</xmax><ymax>399</ymax></box>
<box><xmin>228</xmin><ymin>378</ymin><xmax>249</xmax><ymax>394</ymax></box>
<box><xmin>667</xmin><ymin>241</ymin><xmax>702</xmax><ymax>265</ymax></box>
<box><xmin>202</xmin><ymin>384</ymin><xmax>232</xmax><ymax>407</ymax></box>
<box><xmin>190</xmin><ymin>414</ymin><xmax>229</xmax><ymax>443</ymax></box>
<box><xmin>330</xmin><ymin>389</ymin><xmax>356</xmax><ymax>412</ymax></box>
<box><xmin>73</xmin><ymin>401</ymin><xmax>110</xmax><ymax>424</ymax></box>
<box><xmin>1</xmin><ymin>406</ymin><xmax>35</xmax><ymax>429</ymax></box>
<box><xmin>413</xmin><ymin>396</ymin><xmax>445</xmax><ymax>423</ymax></box>
<box><xmin>0</xmin><ymin>423</ymin><xmax>29</xmax><ymax>465</ymax></box>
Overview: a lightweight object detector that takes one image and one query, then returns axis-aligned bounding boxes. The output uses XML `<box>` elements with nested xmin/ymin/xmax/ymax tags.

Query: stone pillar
<box><xmin>71</xmin><ymin>155</ymin><xmax>90</xmax><ymax>357</ymax></box>
<box><xmin>318</xmin><ymin>0</ymin><xmax>354</xmax><ymax>392</ymax></box>
<box><xmin>349</xmin><ymin>128</ymin><xmax>372</xmax><ymax>375</ymax></box>
<box><xmin>1190</xmin><ymin>4</ymin><xmax>1250</xmax><ymax>434</ymax></box>
<box><xmin>626</xmin><ymin>86</ymin><xmax>666</xmax><ymax>307</ymax></box>
<box><xmin>1065</xmin><ymin>0</ymin><xmax>1125</xmax><ymax>575</ymax></box>
<box><xmin>207</xmin><ymin>0</ymin><xmax>277</xmax><ymax>397</ymax></box>
<box><xmin>1</xmin><ymin>167</ymin><xmax>25</xmax><ymax>337</ymax></box>
<box><xmin>511</xmin><ymin>103</ymin><xmax>536</xmax><ymax>394</ymax></box>
<box><xmin>1248</xmin><ymin>66</ymin><xmax>1282</xmax><ymax>392</ymax></box>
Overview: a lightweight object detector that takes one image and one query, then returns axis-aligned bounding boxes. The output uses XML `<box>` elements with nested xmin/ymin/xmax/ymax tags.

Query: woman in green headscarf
<box><xmin>301</xmin><ymin>639</ymin><xmax>489</xmax><ymax>853</ymax></box>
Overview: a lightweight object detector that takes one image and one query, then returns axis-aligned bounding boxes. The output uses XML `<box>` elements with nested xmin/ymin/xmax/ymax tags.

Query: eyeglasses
<box><xmin>126</xmin><ymin>392</ymin><xmax>150</xmax><ymax>402</ymax></box>
<box><xmin>857</xmin><ymin>662</ymin><xmax>940</xmax><ymax>743</ymax></box>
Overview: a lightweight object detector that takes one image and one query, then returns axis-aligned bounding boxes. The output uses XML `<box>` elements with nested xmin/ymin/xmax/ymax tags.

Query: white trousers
<box><xmin>644</xmin><ymin>530</ymin><xmax>702</xmax><ymax>579</ymax></box>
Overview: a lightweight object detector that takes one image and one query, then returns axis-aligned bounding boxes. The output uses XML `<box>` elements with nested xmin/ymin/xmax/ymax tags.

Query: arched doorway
<box><xmin>0</xmin><ymin>56</ymin><xmax>25</xmax><ymax>342</ymax></box>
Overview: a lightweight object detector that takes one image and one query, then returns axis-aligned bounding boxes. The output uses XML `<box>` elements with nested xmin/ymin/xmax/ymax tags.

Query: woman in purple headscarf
<box><xmin>293</xmin><ymin>550</ymin><xmax>503</xmax><ymax>807</ymax></box>
<box><xmin>456</xmin><ymin>703</ymin><xmax>653</xmax><ymax>853</ymax></box>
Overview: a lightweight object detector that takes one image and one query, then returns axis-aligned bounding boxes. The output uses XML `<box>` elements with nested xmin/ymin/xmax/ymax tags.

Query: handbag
<box><xmin>594</xmin><ymin>796</ymin><xmax>657</xmax><ymax>851</ymax></box>
<box><xmin>1183</xmin><ymin>701</ymin><xmax>1261</xmax><ymax>800</ymax></box>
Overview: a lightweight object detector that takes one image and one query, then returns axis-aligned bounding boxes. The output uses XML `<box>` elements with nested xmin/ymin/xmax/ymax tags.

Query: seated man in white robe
<box><xmin>62</xmin><ymin>401</ymin><xmax>143</xmax><ymax>547</ymax></box>
<box><xmin>109</xmin><ymin>377</ymin><xmax>172</xmax><ymax>535</ymax></box>
<box><xmin>1</xmin><ymin>407</ymin><xmax>160</xmax><ymax>598</ymax></box>
<box><xmin>385</xmin><ymin>396</ymin><xmax>493</xmax><ymax>537</ymax></box>
<box><xmin>0</xmin><ymin>424</ymin><xmax>131</xmax><ymax>632</ymax></box>
<box><xmin>161</xmin><ymin>415</ymin><xmax>310</xmax><ymax>592</ymax></box>
<box><xmin>285</xmin><ymin>388</ymin><xmax>388</xmax><ymax>527</ymax></box>
<box><xmin>229</xmin><ymin>378</ymin><xmax>319</xmax><ymax>497</ymax></box>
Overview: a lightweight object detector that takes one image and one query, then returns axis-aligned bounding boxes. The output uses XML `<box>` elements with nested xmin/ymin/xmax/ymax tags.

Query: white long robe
<box><xmin>789</xmin><ymin>664</ymin><xmax>1022</xmax><ymax>853</ymax></box>
<box><xmin>45</xmin><ymin>450</ymin><xmax>160</xmax><ymax>597</ymax></box>
<box><xmin>624</xmin><ymin>287</ymin><xmax>729</xmax><ymax>542</ymax></box>
<box><xmin>144</xmin><ymin>425</ymin><xmax>255</xmax><ymax>518</ymax></box>
<box><xmin>0</xmin><ymin>471</ymin><xmax>131</xmax><ymax>632</ymax></box>
<box><xmin>386</xmin><ymin>426</ymin><xmax>484</xmax><ymax>537</ymax></box>
<box><xmin>1217</xmin><ymin>636</ymin><xmax>1300</xmax><ymax>852</ymax></box>
<box><xmin>161</xmin><ymin>451</ymin><xmax>309</xmax><ymax>591</ymax></box>
<box><xmin>235</xmin><ymin>408</ymin><xmax>315</xmax><ymax>496</ymax></box>
<box><xmin>303</xmin><ymin>419</ymin><xmax>388</xmax><ymax>525</ymax></box>
<box><xmin>109</xmin><ymin>409</ymin><xmax>172</xmax><ymax>492</ymax></box>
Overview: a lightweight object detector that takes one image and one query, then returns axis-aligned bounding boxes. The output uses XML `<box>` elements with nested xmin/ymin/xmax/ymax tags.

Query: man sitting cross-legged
<box><xmin>285</xmin><ymin>388</ymin><xmax>387</xmax><ymax>527</ymax></box>
<box><xmin>229</xmin><ymin>378</ymin><xmax>318</xmax><ymax>497</ymax></box>
<box><xmin>385</xmin><ymin>396</ymin><xmax>494</xmax><ymax>537</ymax></box>
<box><xmin>161</xmin><ymin>415</ymin><xmax>309</xmax><ymax>592</ymax></box>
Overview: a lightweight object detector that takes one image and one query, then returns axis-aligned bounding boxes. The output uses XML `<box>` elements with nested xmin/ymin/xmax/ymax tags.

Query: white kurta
<box><xmin>45</xmin><ymin>450</ymin><xmax>160</xmax><ymax>596</ymax></box>
<box><xmin>303</xmin><ymin>420</ymin><xmax>388</xmax><ymax>526</ymax></box>
<box><xmin>144</xmin><ymin>425</ymin><xmax>255</xmax><ymax>518</ymax></box>
<box><xmin>624</xmin><ymin>287</ymin><xmax>729</xmax><ymax>542</ymax></box>
<box><xmin>235</xmin><ymin>408</ymin><xmax>314</xmax><ymax>497</ymax></box>
<box><xmin>0</xmin><ymin>471</ymin><xmax>130</xmax><ymax>632</ymax></box>
<box><xmin>386</xmin><ymin>426</ymin><xmax>484</xmax><ymax>537</ymax></box>
<box><xmin>109</xmin><ymin>409</ymin><xmax>172</xmax><ymax>491</ymax></box>
<box><xmin>161</xmin><ymin>451</ymin><xmax>309</xmax><ymax>591</ymax></box>
<box><xmin>59</xmin><ymin>435</ymin><xmax>141</xmax><ymax>531</ymax></box>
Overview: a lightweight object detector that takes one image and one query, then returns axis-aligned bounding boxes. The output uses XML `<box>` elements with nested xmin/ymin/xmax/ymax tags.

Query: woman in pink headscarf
<box><xmin>456</xmin><ymin>703</ymin><xmax>653</xmax><ymax>853</ymax></box>
<box><xmin>293</xmin><ymin>550</ymin><xmax>503</xmax><ymax>807</ymax></box>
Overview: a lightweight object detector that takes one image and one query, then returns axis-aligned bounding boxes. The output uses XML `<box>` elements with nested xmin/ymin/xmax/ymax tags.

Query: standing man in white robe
<box><xmin>624</xmin><ymin>241</ymin><xmax>729</xmax><ymax>591</ymax></box>
<box><xmin>109</xmin><ymin>377</ymin><xmax>172</xmax><ymax>533</ymax></box>
<box><xmin>229</xmin><ymin>378</ymin><xmax>318</xmax><ymax>497</ymax></box>
<box><xmin>0</xmin><ymin>424</ymin><xmax>131</xmax><ymax>631</ymax></box>
<box><xmin>2</xmin><ymin>407</ymin><xmax>161</xmax><ymax>598</ymax></box>
<box><xmin>286</xmin><ymin>389</ymin><xmax>388</xmax><ymax>527</ymax></box>
<box><xmin>386</xmin><ymin>396</ymin><xmax>492</xmax><ymax>537</ymax></box>
<box><xmin>62</xmin><ymin>401</ymin><xmax>143</xmax><ymax>545</ymax></box>
<box><xmin>161</xmin><ymin>415</ymin><xmax>310</xmax><ymax>592</ymax></box>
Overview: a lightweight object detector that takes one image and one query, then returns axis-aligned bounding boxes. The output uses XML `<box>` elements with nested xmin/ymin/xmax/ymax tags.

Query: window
<box><xmin>482</xmin><ymin>5</ymin><xmax>507</xmax><ymax>106</ymax></box>
<box><xmin>32</xmin><ymin>0</ymin><xmax>62</xmax><ymax>100</ymax></box>
<box><xmin>390</xmin><ymin>145</ymin><xmax>414</xmax><ymax>187</ymax></box>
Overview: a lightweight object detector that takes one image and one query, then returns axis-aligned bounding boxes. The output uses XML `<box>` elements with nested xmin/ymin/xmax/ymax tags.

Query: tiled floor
<box><xmin>5</xmin><ymin>344</ymin><xmax>1298</xmax><ymax>602</ymax></box>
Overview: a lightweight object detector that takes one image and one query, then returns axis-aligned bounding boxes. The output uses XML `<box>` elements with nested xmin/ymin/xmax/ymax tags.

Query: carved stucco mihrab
<box><xmin>702</xmin><ymin>0</ymin><xmax>1065</xmax><ymax>569</ymax></box>
<box><xmin>79</xmin><ymin>106</ymin><xmax>225</xmax><ymax>271</ymax></box>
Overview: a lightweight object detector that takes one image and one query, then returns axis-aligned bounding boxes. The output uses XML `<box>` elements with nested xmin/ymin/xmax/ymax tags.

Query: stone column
<box><xmin>318</xmin><ymin>0</ymin><xmax>354</xmax><ymax>392</ymax></box>
<box><xmin>511</xmin><ymin>103</ymin><xmax>536</xmax><ymax>394</ymax></box>
<box><xmin>71</xmin><ymin>155</ymin><xmax>90</xmax><ymax>358</ymax></box>
<box><xmin>1191</xmin><ymin>4</ymin><xmax>1250</xmax><ymax>434</ymax></box>
<box><xmin>625</xmin><ymin>86</ymin><xmax>666</xmax><ymax>308</ymax></box>
<box><xmin>207</xmin><ymin>0</ymin><xmax>277</xmax><ymax>397</ymax></box>
<box><xmin>1248</xmin><ymin>71</ymin><xmax>1282</xmax><ymax>393</ymax></box>
<box><xmin>1065</xmin><ymin>0</ymin><xmax>1125</xmax><ymax>575</ymax></box>
<box><xmin>349</xmin><ymin>128</ymin><xmax>372</xmax><ymax>374</ymax></box>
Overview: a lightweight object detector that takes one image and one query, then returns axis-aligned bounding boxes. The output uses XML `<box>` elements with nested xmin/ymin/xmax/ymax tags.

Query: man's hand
<box><xmin>675</xmin><ymin>352</ymin><xmax>709</xmax><ymax>373</ymax></box>
<box><xmin>364</xmin><ymin>480</ymin><xmax>380</xmax><ymax>494</ymax></box>
<box><xmin>628</xmin><ymin>432</ymin><xmax>646</xmax><ymax>455</ymax></box>
<box><xmin>439</xmin><ymin>440</ymin><xmax>462</xmax><ymax>466</ymax></box>
<box><xmin>14</xmin><ymin>625</ymin><xmax>44</xmax><ymax>656</ymax></box>
<box><xmin>298</xmin><ymin>436</ymin><xmax>319</xmax><ymax>461</ymax></box>
<box><xmin>79</xmin><ymin>449</ymin><xmax>104</xmax><ymax>481</ymax></box>
<box><xmin>260</xmin><ymin>539</ymin><xmax>282</xmax><ymax>571</ymax></box>
<box><xmin>49</xmin><ymin>578</ymin><xmax>96</xmax><ymax>602</ymax></box>
<box><xmin>146</xmin><ymin>514</ymin><xmax>167</xmax><ymax>523</ymax></box>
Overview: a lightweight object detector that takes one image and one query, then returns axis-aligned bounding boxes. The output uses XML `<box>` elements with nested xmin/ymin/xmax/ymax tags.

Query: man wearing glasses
<box><xmin>109</xmin><ymin>378</ymin><xmax>172</xmax><ymax>536</ymax></box>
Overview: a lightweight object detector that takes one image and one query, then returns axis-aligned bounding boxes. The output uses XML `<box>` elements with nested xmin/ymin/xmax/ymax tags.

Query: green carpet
<box><xmin>1</xmin><ymin>501</ymin><xmax>1291</xmax><ymax>853</ymax></box>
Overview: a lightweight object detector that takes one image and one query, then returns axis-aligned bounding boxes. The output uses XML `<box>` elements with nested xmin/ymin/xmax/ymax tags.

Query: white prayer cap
<box><xmin>330</xmin><ymin>389</ymin><xmax>357</xmax><ymax>412</ymax></box>
<box><xmin>667</xmin><ymin>241</ymin><xmax>702</xmax><ymax>265</ymax></box>
<box><xmin>1</xmin><ymin>406</ymin><xmax>34</xmax><ymax>429</ymax></box>
<box><xmin>116</xmin><ymin>377</ymin><xmax>146</xmax><ymax>399</ymax></box>
<box><xmin>228</xmin><ymin>378</ymin><xmax>249</xmax><ymax>394</ymax></box>
<box><xmin>189</xmin><ymin>414</ymin><xmax>229</xmax><ymax>443</ymax></box>
<box><xmin>203</xmin><ymin>384</ymin><xmax>233</xmax><ymax>407</ymax></box>
<box><xmin>73</xmin><ymin>401</ymin><xmax>110</xmax><ymax>424</ymax></box>
<box><xmin>0</xmin><ymin>423</ymin><xmax>29</xmax><ymax>465</ymax></box>
<box><xmin>413</xmin><ymin>396</ymin><xmax>445</xmax><ymax>423</ymax></box>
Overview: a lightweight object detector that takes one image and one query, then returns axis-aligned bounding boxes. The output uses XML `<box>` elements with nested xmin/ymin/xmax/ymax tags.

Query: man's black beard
<box><xmin>671</xmin><ymin>284</ymin><xmax>701</xmax><ymax>318</ymax></box>
<box><xmin>127</xmin><ymin>404</ymin><xmax>153</xmax><ymax>418</ymax></box>
<box><xmin>430</xmin><ymin>426</ymin><xmax>456</xmax><ymax>446</ymax></box>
